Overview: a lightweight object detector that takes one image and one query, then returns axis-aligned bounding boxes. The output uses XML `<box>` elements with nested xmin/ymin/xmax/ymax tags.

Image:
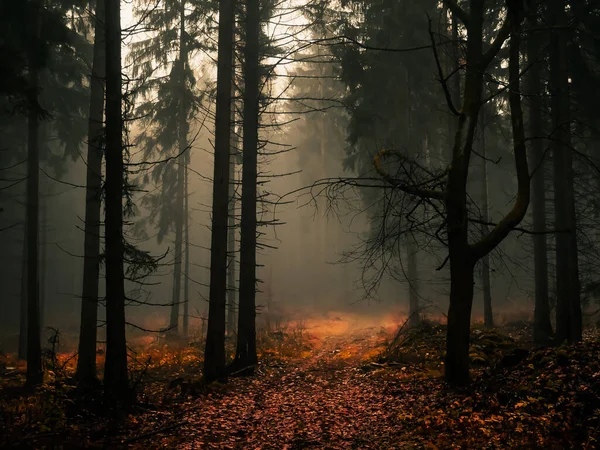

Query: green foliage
<box><xmin>0</xmin><ymin>1</ymin><xmax>92</xmax><ymax>174</ymax></box>
<box><xmin>130</xmin><ymin>0</ymin><xmax>209</xmax><ymax>243</ymax></box>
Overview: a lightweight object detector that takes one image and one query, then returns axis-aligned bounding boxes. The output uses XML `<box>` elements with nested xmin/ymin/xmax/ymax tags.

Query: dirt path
<box><xmin>153</xmin><ymin>319</ymin><xmax>425</xmax><ymax>449</ymax></box>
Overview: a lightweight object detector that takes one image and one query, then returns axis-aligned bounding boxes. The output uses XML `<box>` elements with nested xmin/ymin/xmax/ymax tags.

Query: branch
<box><xmin>482</xmin><ymin>14</ymin><xmax>511</xmax><ymax>68</ymax></box>
<box><xmin>470</xmin><ymin>2</ymin><xmax>529</xmax><ymax>261</ymax></box>
<box><xmin>428</xmin><ymin>14</ymin><xmax>460</xmax><ymax>116</ymax></box>
<box><xmin>444</xmin><ymin>0</ymin><xmax>470</xmax><ymax>29</ymax></box>
<box><xmin>373</xmin><ymin>150</ymin><xmax>446</xmax><ymax>201</ymax></box>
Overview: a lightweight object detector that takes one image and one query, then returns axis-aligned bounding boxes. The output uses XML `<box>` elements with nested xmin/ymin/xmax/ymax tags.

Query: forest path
<box><xmin>158</xmin><ymin>314</ymin><xmax>424</xmax><ymax>449</ymax></box>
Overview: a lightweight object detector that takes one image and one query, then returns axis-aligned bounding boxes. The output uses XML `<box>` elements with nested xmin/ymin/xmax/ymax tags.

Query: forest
<box><xmin>1</xmin><ymin>0</ymin><xmax>600</xmax><ymax>448</ymax></box>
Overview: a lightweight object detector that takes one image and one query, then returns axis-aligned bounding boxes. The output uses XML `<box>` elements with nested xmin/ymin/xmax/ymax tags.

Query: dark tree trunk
<box><xmin>445</xmin><ymin>254</ymin><xmax>475</xmax><ymax>385</ymax></box>
<box><xmin>443</xmin><ymin>0</ymin><xmax>528</xmax><ymax>386</ymax></box>
<box><xmin>169</xmin><ymin>1</ymin><xmax>188</xmax><ymax>338</ymax></box>
<box><xmin>405</xmin><ymin>69</ymin><xmax>420</xmax><ymax>328</ymax></box>
<box><xmin>40</xmin><ymin>190</ymin><xmax>47</xmax><ymax>330</ymax></box>
<box><xmin>227</xmin><ymin>125</ymin><xmax>238</xmax><ymax>338</ymax></box>
<box><xmin>103</xmin><ymin>0</ymin><xmax>129</xmax><ymax>401</ymax></box>
<box><xmin>407</xmin><ymin>236</ymin><xmax>420</xmax><ymax>328</ymax></box>
<box><xmin>19</xmin><ymin>224</ymin><xmax>27</xmax><ymax>360</ymax></box>
<box><xmin>183</xmin><ymin>148</ymin><xmax>190</xmax><ymax>339</ymax></box>
<box><xmin>480</xmin><ymin>108</ymin><xmax>493</xmax><ymax>328</ymax></box>
<box><xmin>232</xmin><ymin>0</ymin><xmax>260</xmax><ymax>372</ymax></box>
<box><xmin>77</xmin><ymin>0</ymin><xmax>105</xmax><ymax>385</ymax></box>
<box><xmin>26</xmin><ymin>0</ymin><xmax>43</xmax><ymax>388</ymax></box>
<box><xmin>204</xmin><ymin>0</ymin><xmax>235</xmax><ymax>382</ymax></box>
<box><xmin>549</xmin><ymin>0</ymin><xmax>582</xmax><ymax>344</ymax></box>
<box><xmin>527</xmin><ymin>12</ymin><xmax>553</xmax><ymax>344</ymax></box>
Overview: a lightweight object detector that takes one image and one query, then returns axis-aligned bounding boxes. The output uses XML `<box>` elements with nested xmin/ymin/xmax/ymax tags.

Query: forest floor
<box><xmin>1</xmin><ymin>313</ymin><xmax>600</xmax><ymax>449</ymax></box>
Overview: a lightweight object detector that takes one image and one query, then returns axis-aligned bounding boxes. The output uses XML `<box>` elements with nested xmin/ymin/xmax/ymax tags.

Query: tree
<box><xmin>103</xmin><ymin>0</ymin><xmax>129</xmax><ymax>401</ymax></box>
<box><xmin>329</xmin><ymin>0</ymin><xmax>442</xmax><ymax>316</ymax></box>
<box><xmin>526</xmin><ymin>7</ymin><xmax>553</xmax><ymax>344</ymax></box>
<box><xmin>77</xmin><ymin>0</ymin><xmax>106</xmax><ymax>385</ymax></box>
<box><xmin>231</xmin><ymin>0</ymin><xmax>260</xmax><ymax>372</ymax></box>
<box><xmin>130</xmin><ymin>0</ymin><xmax>207</xmax><ymax>337</ymax></box>
<box><xmin>204</xmin><ymin>0</ymin><xmax>235</xmax><ymax>383</ymax></box>
<box><xmin>440</xmin><ymin>0</ymin><xmax>529</xmax><ymax>385</ymax></box>
<box><xmin>549</xmin><ymin>0</ymin><xmax>582</xmax><ymax>344</ymax></box>
<box><xmin>334</xmin><ymin>0</ymin><xmax>529</xmax><ymax>385</ymax></box>
<box><xmin>25</xmin><ymin>0</ymin><xmax>43</xmax><ymax>388</ymax></box>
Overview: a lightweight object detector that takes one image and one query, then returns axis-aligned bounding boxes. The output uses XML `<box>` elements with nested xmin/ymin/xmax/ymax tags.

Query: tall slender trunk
<box><xmin>407</xmin><ymin>236</ymin><xmax>420</xmax><ymax>327</ymax></box>
<box><xmin>77</xmin><ymin>0</ymin><xmax>105</xmax><ymax>385</ymax></box>
<box><xmin>204</xmin><ymin>0</ymin><xmax>235</xmax><ymax>382</ymax></box>
<box><xmin>169</xmin><ymin>0</ymin><xmax>188</xmax><ymax>338</ymax></box>
<box><xmin>550</xmin><ymin>0</ymin><xmax>581</xmax><ymax>344</ymax></box>
<box><xmin>480</xmin><ymin>108</ymin><xmax>493</xmax><ymax>328</ymax></box>
<box><xmin>226</xmin><ymin>42</ymin><xmax>238</xmax><ymax>339</ymax></box>
<box><xmin>103</xmin><ymin>0</ymin><xmax>129</xmax><ymax>401</ymax></box>
<box><xmin>527</xmin><ymin>13</ymin><xmax>552</xmax><ymax>344</ymax></box>
<box><xmin>233</xmin><ymin>0</ymin><xmax>259</xmax><ymax>372</ymax></box>
<box><xmin>447</xmin><ymin>12</ymin><xmax>461</xmax><ymax>164</ymax></box>
<box><xmin>19</xmin><ymin>224</ymin><xmax>27</xmax><ymax>360</ymax></box>
<box><xmin>405</xmin><ymin>68</ymin><xmax>420</xmax><ymax>327</ymax></box>
<box><xmin>40</xmin><ymin>190</ymin><xmax>47</xmax><ymax>330</ymax></box>
<box><xmin>26</xmin><ymin>0</ymin><xmax>43</xmax><ymax>387</ymax></box>
<box><xmin>183</xmin><ymin>150</ymin><xmax>190</xmax><ymax>339</ymax></box>
<box><xmin>227</xmin><ymin>118</ymin><xmax>238</xmax><ymax>338</ymax></box>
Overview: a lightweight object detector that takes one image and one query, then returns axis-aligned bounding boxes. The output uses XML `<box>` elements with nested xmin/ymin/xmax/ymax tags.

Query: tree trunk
<box><xmin>227</xmin><ymin>124</ymin><xmax>237</xmax><ymax>338</ymax></box>
<box><xmin>527</xmin><ymin>13</ymin><xmax>552</xmax><ymax>344</ymax></box>
<box><xmin>480</xmin><ymin>108</ymin><xmax>493</xmax><ymax>328</ymax></box>
<box><xmin>232</xmin><ymin>0</ymin><xmax>259</xmax><ymax>373</ymax></box>
<box><xmin>550</xmin><ymin>0</ymin><xmax>582</xmax><ymax>344</ymax></box>
<box><xmin>77</xmin><ymin>0</ymin><xmax>105</xmax><ymax>385</ymax></box>
<box><xmin>407</xmin><ymin>236</ymin><xmax>420</xmax><ymax>327</ymax></box>
<box><xmin>169</xmin><ymin>0</ymin><xmax>188</xmax><ymax>338</ymax></box>
<box><xmin>103</xmin><ymin>0</ymin><xmax>129</xmax><ymax>401</ymax></box>
<box><xmin>26</xmin><ymin>0</ymin><xmax>43</xmax><ymax>388</ymax></box>
<box><xmin>183</xmin><ymin>145</ymin><xmax>190</xmax><ymax>339</ymax></box>
<box><xmin>445</xmin><ymin>254</ymin><xmax>475</xmax><ymax>385</ymax></box>
<box><xmin>405</xmin><ymin>68</ymin><xmax>420</xmax><ymax>328</ymax></box>
<box><xmin>19</xmin><ymin>224</ymin><xmax>27</xmax><ymax>360</ymax></box>
<box><xmin>204</xmin><ymin>0</ymin><xmax>235</xmax><ymax>383</ymax></box>
<box><xmin>40</xmin><ymin>189</ymin><xmax>47</xmax><ymax>330</ymax></box>
<box><xmin>226</xmin><ymin>47</ymin><xmax>238</xmax><ymax>339</ymax></box>
<box><xmin>443</xmin><ymin>0</ymin><xmax>529</xmax><ymax>386</ymax></box>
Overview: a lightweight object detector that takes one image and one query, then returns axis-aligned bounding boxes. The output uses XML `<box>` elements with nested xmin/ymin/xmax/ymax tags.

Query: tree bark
<box><xmin>226</xmin><ymin>42</ymin><xmax>238</xmax><ymax>339</ymax></box>
<box><xmin>204</xmin><ymin>0</ymin><xmax>235</xmax><ymax>382</ymax></box>
<box><xmin>183</xmin><ymin>144</ymin><xmax>190</xmax><ymax>339</ymax></box>
<box><xmin>103</xmin><ymin>0</ymin><xmax>129</xmax><ymax>401</ymax></box>
<box><xmin>77</xmin><ymin>0</ymin><xmax>105</xmax><ymax>385</ymax></box>
<box><xmin>549</xmin><ymin>0</ymin><xmax>582</xmax><ymax>344</ymax></box>
<box><xmin>227</xmin><ymin>120</ymin><xmax>238</xmax><ymax>338</ymax></box>
<box><xmin>445</xmin><ymin>255</ymin><xmax>475</xmax><ymax>385</ymax></box>
<box><xmin>442</xmin><ymin>0</ymin><xmax>528</xmax><ymax>386</ymax></box>
<box><xmin>19</xmin><ymin>224</ymin><xmax>27</xmax><ymax>360</ymax></box>
<box><xmin>527</xmin><ymin>12</ymin><xmax>553</xmax><ymax>344</ymax></box>
<box><xmin>407</xmin><ymin>236</ymin><xmax>420</xmax><ymax>327</ymax></box>
<box><xmin>232</xmin><ymin>0</ymin><xmax>260</xmax><ymax>373</ymax></box>
<box><xmin>480</xmin><ymin>108</ymin><xmax>493</xmax><ymax>328</ymax></box>
<box><xmin>40</xmin><ymin>189</ymin><xmax>47</xmax><ymax>330</ymax></box>
<box><xmin>169</xmin><ymin>0</ymin><xmax>188</xmax><ymax>338</ymax></box>
<box><xmin>26</xmin><ymin>0</ymin><xmax>43</xmax><ymax>388</ymax></box>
